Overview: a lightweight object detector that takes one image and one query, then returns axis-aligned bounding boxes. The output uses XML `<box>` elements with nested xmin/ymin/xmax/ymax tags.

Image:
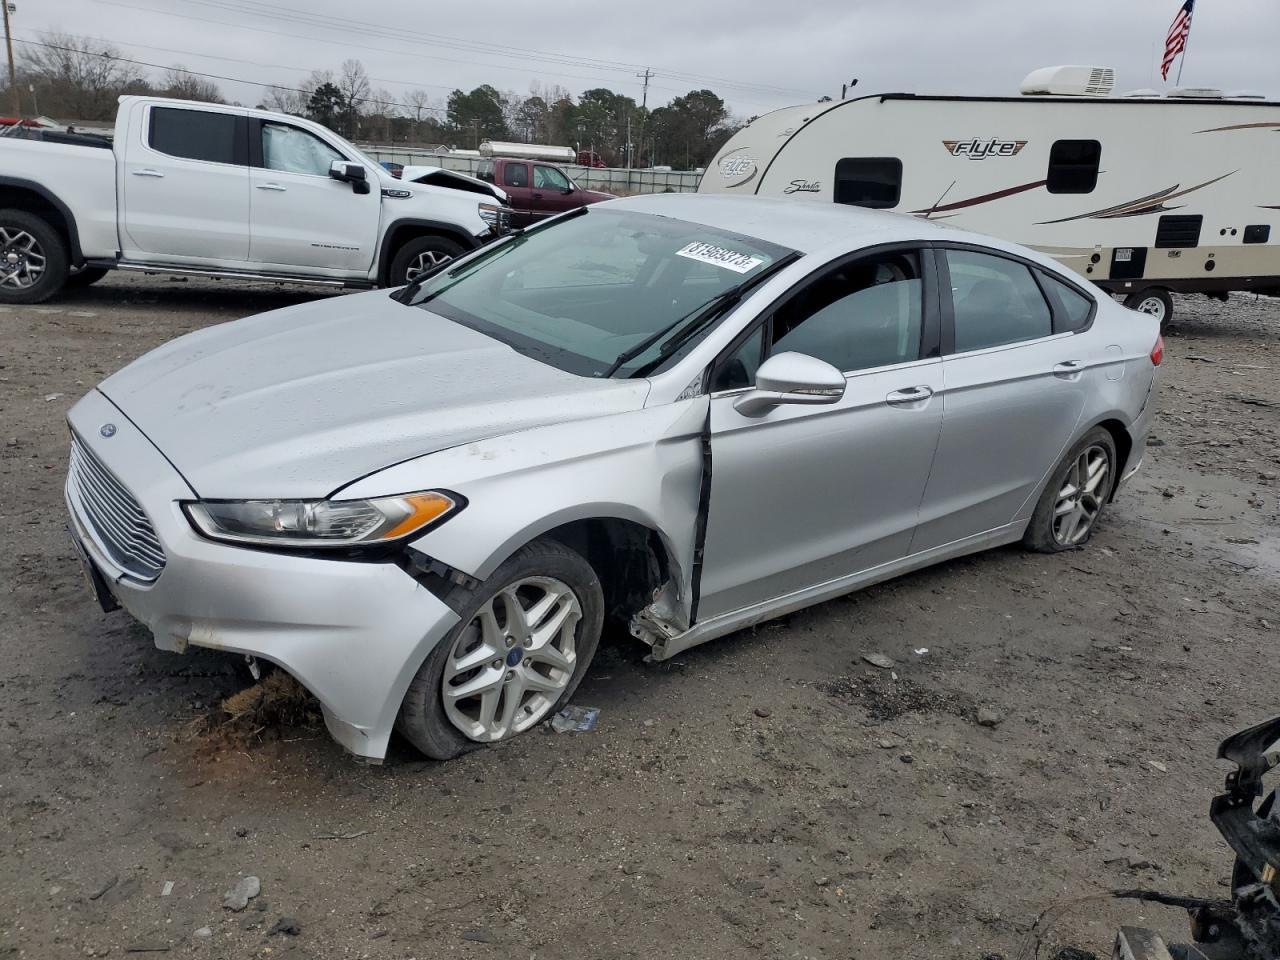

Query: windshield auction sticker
<box><xmin>675</xmin><ymin>241</ymin><xmax>765</xmax><ymax>274</ymax></box>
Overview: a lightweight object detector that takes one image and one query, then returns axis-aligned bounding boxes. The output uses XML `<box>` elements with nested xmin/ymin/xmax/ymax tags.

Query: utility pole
<box><xmin>635</xmin><ymin>68</ymin><xmax>652</xmax><ymax>168</ymax></box>
<box><xmin>3</xmin><ymin>1</ymin><xmax>18</xmax><ymax>117</ymax></box>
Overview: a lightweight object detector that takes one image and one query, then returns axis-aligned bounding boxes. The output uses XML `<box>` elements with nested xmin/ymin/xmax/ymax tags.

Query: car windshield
<box><xmin>405</xmin><ymin>209</ymin><xmax>794</xmax><ymax>377</ymax></box>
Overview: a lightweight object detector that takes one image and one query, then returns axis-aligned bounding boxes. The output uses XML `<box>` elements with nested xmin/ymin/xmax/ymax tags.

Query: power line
<box><xmin>11</xmin><ymin>35</ymin><xmax>440</xmax><ymax>114</ymax></box>
<box><xmin>91</xmin><ymin>0</ymin><xmax>820</xmax><ymax>104</ymax></box>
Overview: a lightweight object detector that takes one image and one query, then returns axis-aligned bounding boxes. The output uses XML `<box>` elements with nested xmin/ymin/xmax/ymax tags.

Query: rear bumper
<box><xmin>1118</xmin><ymin>369</ymin><xmax>1159</xmax><ymax>492</ymax></box>
<box><xmin>65</xmin><ymin>389</ymin><xmax>459</xmax><ymax>761</ymax></box>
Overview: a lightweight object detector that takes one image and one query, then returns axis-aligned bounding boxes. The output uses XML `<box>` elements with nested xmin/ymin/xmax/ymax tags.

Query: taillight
<box><xmin>1150</xmin><ymin>335</ymin><xmax>1164</xmax><ymax>366</ymax></box>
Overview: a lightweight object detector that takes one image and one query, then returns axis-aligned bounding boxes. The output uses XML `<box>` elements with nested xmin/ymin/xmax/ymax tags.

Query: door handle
<box><xmin>886</xmin><ymin>385</ymin><xmax>934</xmax><ymax>405</ymax></box>
<box><xmin>532</xmin><ymin>192</ymin><xmax>543</xmax><ymax>199</ymax></box>
<box><xmin>1053</xmin><ymin>360</ymin><xmax>1083</xmax><ymax>378</ymax></box>
<box><xmin>256</xmin><ymin>182</ymin><xmax>287</xmax><ymax>192</ymax></box>
<box><xmin>132</xmin><ymin>168</ymin><xmax>164</xmax><ymax>178</ymax></box>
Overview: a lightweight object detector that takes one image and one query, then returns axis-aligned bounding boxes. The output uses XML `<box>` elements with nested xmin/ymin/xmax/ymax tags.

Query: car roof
<box><xmin>604</xmin><ymin>193</ymin><xmax>1047</xmax><ymax>264</ymax></box>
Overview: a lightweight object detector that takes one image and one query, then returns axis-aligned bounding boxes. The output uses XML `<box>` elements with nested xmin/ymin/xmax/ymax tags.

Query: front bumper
<box><xmin>65</xmin><ymin>389</ymin><xmax>459</xmax><ymax>761</ymax></box>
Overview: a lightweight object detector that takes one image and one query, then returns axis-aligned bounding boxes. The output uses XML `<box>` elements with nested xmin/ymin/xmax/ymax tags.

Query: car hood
<box><xmin>98</xmin><ymin>290</ymin><xmax>649</xmax><ymax>499</ymax></box>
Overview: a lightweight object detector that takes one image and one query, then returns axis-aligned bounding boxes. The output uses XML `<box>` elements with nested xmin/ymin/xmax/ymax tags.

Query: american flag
<box><xmin>1161</xmin><ymin>0</ymin><xmax>1195</xmax><ymax>81</ymax></box>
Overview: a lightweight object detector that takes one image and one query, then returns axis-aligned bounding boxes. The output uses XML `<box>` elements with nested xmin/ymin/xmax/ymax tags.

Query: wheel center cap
<box><xmin>505</xmin><ymin>647</ymin><xmax>524</xmax><ymax>667</ymax></box>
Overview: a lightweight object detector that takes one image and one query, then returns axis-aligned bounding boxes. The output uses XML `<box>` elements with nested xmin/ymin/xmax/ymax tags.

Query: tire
<box><xmin>397</xmin><ymin>538</ymin><xmax>604</xmax><ymax>760</ymax></box>
<box><xmin>64</xmin><ymin>266</ymin><xmax>109</xmax><ymax>289</ymax></box>
<box><xmin>1123</xmin><ymin>288</ymin><xmax>1173</xmax><ymax>331</ymax></box>
<box><xmin>1023</xmin><ymin>427</ymin><xmax>1118</xmax><ymax>553</ymax></box>
<box><xmin>387</xmin><ymin>235</ymin><xmax>465</xmax><ymax>287</ymax></box>
<box><xmin>0</xmin><ymin>208</ymin><xmax>69</xmax><ymax>304</ymax></box>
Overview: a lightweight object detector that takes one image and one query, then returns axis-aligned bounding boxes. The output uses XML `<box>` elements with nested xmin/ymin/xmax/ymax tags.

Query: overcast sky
<box><xmin>12</xmin><ymin>0</ymin><xmax>1280</xmax><ymax>118</ymax></box>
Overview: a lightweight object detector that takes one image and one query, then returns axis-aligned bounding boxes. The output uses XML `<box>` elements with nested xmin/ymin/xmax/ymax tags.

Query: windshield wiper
<box><xmin>599</xmin><ymin>251</ymin><xmax>800</xmax><ymax>379</ymax></box>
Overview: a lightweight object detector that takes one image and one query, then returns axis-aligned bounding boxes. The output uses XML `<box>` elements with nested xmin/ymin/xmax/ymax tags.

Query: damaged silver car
<box><xmin>65</xmin><ymin>194</ymin><xmax>1162</xmax><ymax>761</ymax></box>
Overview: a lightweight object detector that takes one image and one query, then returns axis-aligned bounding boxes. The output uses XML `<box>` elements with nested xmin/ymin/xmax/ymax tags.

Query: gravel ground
<box><xmin>1</xmin><ymin>275</ymin><xmax>1278</xmax><ymax>960</ymax></box>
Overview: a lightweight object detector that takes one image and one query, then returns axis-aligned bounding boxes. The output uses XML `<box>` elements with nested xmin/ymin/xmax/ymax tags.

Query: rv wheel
<box><xmin>1123</xmin><ymin>288</ymin><xmax>1173</xmax><ymax>330</ymax></box>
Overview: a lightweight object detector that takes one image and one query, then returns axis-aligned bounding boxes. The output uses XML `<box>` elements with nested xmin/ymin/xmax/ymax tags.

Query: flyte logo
<box><xmin>943</xmin><ymin>138</ymin><xmax>1028</xmax><ymax>160</ymax></box>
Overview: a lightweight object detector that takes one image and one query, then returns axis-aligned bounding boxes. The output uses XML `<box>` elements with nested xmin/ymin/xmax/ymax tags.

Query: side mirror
<box><xmin>562</xmin><ymin>184</ymin><xmax>574</xmax><ymax>194</ymax></box>
<box><xmin>732</xmin><ymin>352</ymin><xmax>846</xmax><ymax>417</ymax></box>
<box><xmin>329</xmin><ymin>160</ymin><xmax>370</xmax><ymax>194</ymax></box>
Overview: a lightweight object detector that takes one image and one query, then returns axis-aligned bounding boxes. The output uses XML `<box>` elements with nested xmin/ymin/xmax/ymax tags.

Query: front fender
<box><xmin>341</xmin><ymin>397</ymin><xmax>709</xmax><ymax>617</ymax></box>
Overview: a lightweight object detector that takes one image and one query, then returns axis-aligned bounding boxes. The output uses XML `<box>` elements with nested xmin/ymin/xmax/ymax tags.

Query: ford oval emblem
<box><xmin>99</xmin><ymin>423</ymin><xmax>117</xmax><ymax>438</ymax></box>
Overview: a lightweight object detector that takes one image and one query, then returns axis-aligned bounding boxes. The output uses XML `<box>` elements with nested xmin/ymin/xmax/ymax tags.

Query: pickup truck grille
<box><xmin>67</xmin><ymin>434</ymin><xmax>166</xmax><ymax>581</ymax></box>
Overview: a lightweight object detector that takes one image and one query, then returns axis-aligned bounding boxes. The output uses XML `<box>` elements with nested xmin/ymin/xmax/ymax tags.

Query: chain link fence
<box><xmin>358</xmin><ymin>144</ymin><xmax>702</xmax><ymax>195</ymax></box>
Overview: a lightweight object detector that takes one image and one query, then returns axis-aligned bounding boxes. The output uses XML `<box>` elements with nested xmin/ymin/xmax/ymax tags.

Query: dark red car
<box><xmin>475</xmin><ymin>158</ymin><xmax>613</xmax><ymax>228</ymax></box>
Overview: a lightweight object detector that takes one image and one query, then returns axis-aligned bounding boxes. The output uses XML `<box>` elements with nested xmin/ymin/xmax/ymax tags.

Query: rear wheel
<box><xmin>0</xmin><ymin>209</ymin><xmax>68</xmax><ymax>304</ymax></box>
<box><xmin>388</xmin><ymin>235</ymin><xmax>465</xmax><ymax>287</ymax></box>
<box><xmin>1124</xmin><ymin>288</ymin><xmax>1173</xmax><ymax>331</ymax></box>
<box><xmin>1023</xmin><ymin>427</ymin><xmax>1117</xmax><ymax>553</ymax></box>
<box><xmin>397</xmin><ymin>538</ymin><xmax>604</xmax><ymax>760</ymax></box>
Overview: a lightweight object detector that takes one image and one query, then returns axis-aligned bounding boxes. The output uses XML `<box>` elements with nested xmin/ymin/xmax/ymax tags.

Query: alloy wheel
<box><xmin>1052</xmin><ymin>444</ymin><xmax>1110</xmax><ymax>545</ymax></box>
<box><xmin>441</xmin><ymin>576</ymin><xmax>581</xmax><ymax>742</ymax></box>
<box><xmin>0</xmin><ymin>228</ymin><xmax>46</xmax><ymax>290</ymax></box>
<box><xmin>405</xmin><ymin>249</ymin><xmax>452</xmax><ymax>283</ymax></box>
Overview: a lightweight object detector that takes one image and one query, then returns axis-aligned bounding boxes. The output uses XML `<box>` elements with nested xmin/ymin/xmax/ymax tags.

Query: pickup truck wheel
<box><xmin>0</xmin><ymin>209</ymin><xmax>68</xmax><ymax>304</ymax></box>
<box><xmin>389</xmin><ymin>235</ymin><xmax>464</xmax><ymax>286</ymax></box>
<box><xmin>397</xmin><ymin>538</ymin><xmax>604</xmax><ymax>760</ymax></box>
<box><xmin>65</xmin><ymin>266</ymin><xmax>110</xmax><ymax>289</ymax></box>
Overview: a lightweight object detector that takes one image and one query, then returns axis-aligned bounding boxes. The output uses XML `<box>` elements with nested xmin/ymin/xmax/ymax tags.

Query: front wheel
<box><xmin>388</xmin><ymin>235</ymin><xmax>465</xmax><ymax>287</ymax></box>
<box><xmin>1023</xmin><ymin>427</ymin><xmax>1118</xmax><ymax>553</ymax></box>
<box><xmin>397</xmin><ymin>538</ymin><xmax>604</xmax><ymax>760</ymax></box>
<box><xmin>1123</xmin><ymin>288</ymin><xmax>1173</xmax><ymax>331</ymax></box>
<box><xmin>0</xmin><ymin>209</ymin><xmax>69</xmax><ymax>304</ymax></box>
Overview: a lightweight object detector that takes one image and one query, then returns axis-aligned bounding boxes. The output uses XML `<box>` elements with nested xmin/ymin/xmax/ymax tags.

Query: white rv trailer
<box><xmin>700</xmin><ymin>66</ymin><xmax>1280</xmax><ymax>325</ymax></box>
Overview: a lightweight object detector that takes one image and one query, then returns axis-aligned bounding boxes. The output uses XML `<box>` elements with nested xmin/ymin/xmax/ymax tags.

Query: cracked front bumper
<box><xmin>65</xmin><ymin>389</ymin><xmax>459</xmax><ymax>761</ymax></box>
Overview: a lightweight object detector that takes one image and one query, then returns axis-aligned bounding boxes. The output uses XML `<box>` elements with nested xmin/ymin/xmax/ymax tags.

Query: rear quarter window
<box><xmin>1040</xmin><ymin>272</ymin><xmax>1096</xmax><ymax>333</ymax></box>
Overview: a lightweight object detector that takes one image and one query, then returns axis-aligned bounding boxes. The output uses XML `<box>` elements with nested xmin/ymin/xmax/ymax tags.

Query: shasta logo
<box><xmin>943</xmin><ymin>138</ymin><xmax>1028</xmax><ymax>160</ymax></box>
<box><xmin>717</xmin><ymin>148</ymin><xmax>758</xmax><ymax>188</ymax></box>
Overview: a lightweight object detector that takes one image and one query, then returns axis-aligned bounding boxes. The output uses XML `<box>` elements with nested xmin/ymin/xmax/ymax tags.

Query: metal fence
<box><xmin>357</xmin><ymin>144</ymin><xmax>702</xmax><ymax>195</ymax></box>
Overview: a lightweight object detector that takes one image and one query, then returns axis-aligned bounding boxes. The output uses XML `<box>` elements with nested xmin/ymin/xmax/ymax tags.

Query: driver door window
<box><xmin>261</xmin><ymin>122</ymin><xmax>344</xmax><ymax>176</ymax></box>
<box><xmin>711</xmin><ymin>250</ymin><xmax>924</xmax><ymax>391</ymax></box>
<box><xmin>534</xmin><ymin>165</ymin><xmax>570</xmax><ymax>191</ymax></box>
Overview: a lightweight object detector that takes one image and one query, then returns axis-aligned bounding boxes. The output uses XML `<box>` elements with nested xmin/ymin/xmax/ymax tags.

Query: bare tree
<box><xmin>261</xmin><ymin>84</ymin><xmax>307</xmax><ymax>115</ymax></box>
<box><xmin>17</xmin><ymin>30</ymin><xmax>145</xmax><ymax>119</ymax></box>
<box><xmin>403</xmin><ymin>88</ymin><xmax>434</xmax><ymax>123</ymax></box>
<box><xmin>161</xmin><ymin>66</ymin><xmax>223</xmax><ymax>104</ymax></box>
<box><xmin>336</xmin><ymin>58</ymin><xmax>370</xmax><ymax>136</ymax></box>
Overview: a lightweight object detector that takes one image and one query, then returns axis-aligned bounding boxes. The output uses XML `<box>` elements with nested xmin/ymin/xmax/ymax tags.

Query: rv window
<box><xmin>1046</xmin><ymin>140</ymin><xmax>1101</xmax><ymax>194</ymax></box>
<box><xmin>1040</xmin><ymin>272</ymin><xmax>1095</xmax><ymax>333</ymax></box>
<box><xmin>768</xmin><ymin>250</ymin><xmax>923</xmax><ymax>372</ymax></box>
<box><xmin>833</xmin><ymin>158</ymin><xmax>902</xmax><ymax>209</ymax></box>
<box><xmin>945</xmin><ymin>250</ymin><xmax>1052</xmax><ymax>352</ymax></box>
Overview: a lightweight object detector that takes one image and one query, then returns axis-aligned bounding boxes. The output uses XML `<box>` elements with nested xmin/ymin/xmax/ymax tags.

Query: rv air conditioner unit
<box><xmin>1121</xmin><ymin>89</ymin><xmax>1161</xmax><ymax>99</ymax></box>
<box><xmin>1167</xmin><ymin>87</ymin><xmax>1224</xmax><ymax>99</ymax></box>
<box><xmin>1020</xmin><ymin>66</ymin><xmax>1116</xmax><ymax>97</ymax></box>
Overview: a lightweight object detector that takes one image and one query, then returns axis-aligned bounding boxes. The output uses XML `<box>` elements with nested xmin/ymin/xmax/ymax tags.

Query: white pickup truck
<box><xmin>0</xmin><ymin>96</ymin><xmax>512</xmax><ymax>303</ymax></box>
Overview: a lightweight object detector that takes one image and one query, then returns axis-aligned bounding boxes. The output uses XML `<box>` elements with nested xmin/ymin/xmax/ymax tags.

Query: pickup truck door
<box><xmin>247</xmin><ymin>119</ymin><xmax>380</xmax><ymax>274</ymax></box>
<box><xmin>500</xmin><ymin>161</ymin><xmax>535</xmax><ymax>227</ymax></box>
<box><xmin>532</xmin><ymin>164</ymin><xmax>576</xmax><ymax>217</ymax></box>
<box><xmin>120</xmin><ymin>103</ymin><xmax>250</xmax><ymax>261</ymax></box>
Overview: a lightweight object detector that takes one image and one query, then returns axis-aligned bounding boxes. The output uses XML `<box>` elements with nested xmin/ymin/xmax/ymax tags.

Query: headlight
<box><xmin>184</xmin><ymin>491</ymin><xmax>459</xmax><ymax>548</ymax></box>
<box><xmin>478</xmin><ymin>202</ymin><xmax>509</xmax><ymax>230</ymax></box>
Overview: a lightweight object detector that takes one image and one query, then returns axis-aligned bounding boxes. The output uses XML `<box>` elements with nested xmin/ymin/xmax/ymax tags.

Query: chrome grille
<box><xmin>67</xmin><ymin>435</ymin><xmax>166</xmax><ymax>580</ymax></box>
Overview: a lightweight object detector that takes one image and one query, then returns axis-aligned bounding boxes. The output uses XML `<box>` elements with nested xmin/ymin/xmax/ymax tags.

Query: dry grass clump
<box><xmin>187</xmin><ymin>669</ymin><xmax>322</xmax><ymax>749</ymax></box>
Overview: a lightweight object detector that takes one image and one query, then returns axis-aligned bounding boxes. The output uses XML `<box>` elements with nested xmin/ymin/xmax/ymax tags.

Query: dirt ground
<box><xmin>2</xmin><ymin>274</ymin><xmax>1278</xmax><ymax>960</ymax></box>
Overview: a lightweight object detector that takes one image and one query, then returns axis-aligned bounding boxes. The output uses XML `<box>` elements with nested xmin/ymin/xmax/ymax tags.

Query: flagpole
<box><xmin>1175</xmin><ymin>5</ymin><xmax>1193</xmax><ymax>85</ymax></box>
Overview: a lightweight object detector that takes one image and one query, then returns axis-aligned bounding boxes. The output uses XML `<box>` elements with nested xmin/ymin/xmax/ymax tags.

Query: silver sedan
<box><xmin>64</xmin><ymin>195</ymin><xmax>1162</xmax><ymax>762</ymax></box>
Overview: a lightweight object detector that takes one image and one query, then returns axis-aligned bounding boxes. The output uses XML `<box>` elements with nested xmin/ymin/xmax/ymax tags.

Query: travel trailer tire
<box><xmin>1123</xmin><ymin>288</ymin><xmax>1173</xmax><ymax>330</ymax></box>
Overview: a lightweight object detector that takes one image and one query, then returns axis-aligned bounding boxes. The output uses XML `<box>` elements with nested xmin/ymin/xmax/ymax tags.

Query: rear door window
<box><xmin>148</xmin><ymin>106</ymin><xmax>242</xmax><ymax>165</ymax></box>
<box><xmin>503</xmin><ymin>163</ymin><xmax>530</xmax><ymax>188</ymax></box>
<box><xmin>945</xmin><ymin>249</ymin><xmax>1053</xmax><ymax>352</ymax></box>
